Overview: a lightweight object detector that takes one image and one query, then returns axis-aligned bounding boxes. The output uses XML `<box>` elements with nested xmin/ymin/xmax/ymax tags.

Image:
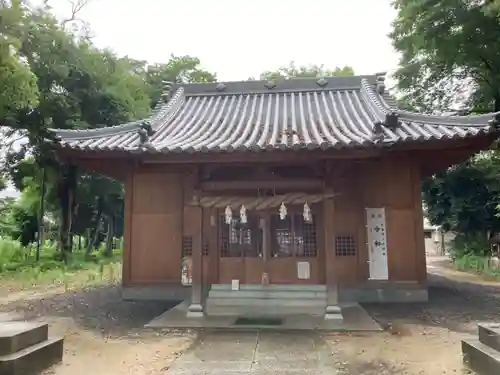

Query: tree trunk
<box><xmin>58</xmin><ymin>164</ymin><xmax>77</xmax><ymax>263</ymax></box>
<box><xmin>86</xmin><ymin>203</ymin><xmax>103</xmax><ymax>260</ymax></box>
<box><xmin>104</xmin><ymin>215</ymin><xmax>114</xmax><ymax>258</ymax></box>
<box><xmin>36</xmin><ymin>167</ymin><xmax>46</xmax><ymax>262</ymax></box>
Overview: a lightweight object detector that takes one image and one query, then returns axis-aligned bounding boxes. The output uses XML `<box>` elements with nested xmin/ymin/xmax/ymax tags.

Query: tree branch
<box><xmin>61</xmin><ymin>0</ymin><xmax>90</xmax><ymax>27</ymax></box>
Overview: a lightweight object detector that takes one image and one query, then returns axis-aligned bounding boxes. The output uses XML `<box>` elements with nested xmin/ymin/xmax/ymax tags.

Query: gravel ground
<box><xmin>0</xmin><ymin>284</ymin><xmax>195</xmax><ymax>375</ymax></box>
<box><xmin>0</xmin><ymin>256</ymin><xmax>498</xmax><ymax>374</ymax></box>
<box><xmin>321</xmin><ymin>257</ymin><xmax>500</xmax><ymax>375</ymax></box>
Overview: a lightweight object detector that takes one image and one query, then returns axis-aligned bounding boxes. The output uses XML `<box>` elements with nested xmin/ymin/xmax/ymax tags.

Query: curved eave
<box><xmin>49</xmin><ymin>87</ymin><xmax>185</xmax><ymax>142</ymax></box>
<box><xmin>361</xmin><ymin>78</ymin><xmax>500</xmax><ymax>128</ymax></box>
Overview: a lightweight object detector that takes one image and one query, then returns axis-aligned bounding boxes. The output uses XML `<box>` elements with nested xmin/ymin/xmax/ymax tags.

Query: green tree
<box><xmin>259</xmin><ymin>62</ymin><xmax>354</xmax><ymax>81</ymax></box>
<box><xmin>0</xmin><ymin>0</ymin><xmax>39</xmax><ymax>121</ymax></box>
<box><xmin>390</xmin><ymin>0</ymin><xmax>500</xmax><ymax>112</ymax></box>
<box><xmin>145</xmin><ymin>55</ymin><xmax>217</xmax><ymax>107</ymax></box>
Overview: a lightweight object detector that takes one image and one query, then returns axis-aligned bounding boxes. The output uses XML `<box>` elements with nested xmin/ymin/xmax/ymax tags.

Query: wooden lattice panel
<box><xmin>219</xmin><ymin>215</ymin><xmax>261</xmax><ymax>257</ymax></box>
<box><xmin>271</xmin><ymin>214</ymin><xmax>317</xmax><ymax>258</ymax></box>
<box><xmin>335</xmin><ymin>235</ymin><xmax>357</xmax><ymax>257</ymax></box>
<box><xmin>182</xmin><ymin>236</ymin><xmax>193</xmax><ymax>256</ymax></box>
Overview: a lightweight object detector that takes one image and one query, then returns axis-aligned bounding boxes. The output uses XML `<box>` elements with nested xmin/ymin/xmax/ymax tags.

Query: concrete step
<box><xmin>0</xmin><ymin>337</ymin><xmax>64</xmax><ymax>375</ymax></box>
<box><xmin>462</xmin><ymin>338</ymin><xmax>500</xmax><ymax>375</ymax></box>
<box><xmin>210</xmin><ymin>284</ymin><xmax>326</xmax><ymax>292</ymax></box>
<box><xmin>0</xmin><ymin>322</ymin><xmax>48</xmax><ymax>356</ymax></box>
<box><xmin>479</xmin><ymin>323</ymin><xmax>500</xmax><ymax>352</ymax></box>
<box><xmin>208</xmin><ymin>290</ymin><xmax>326</xmax><ymax>299</ymax></box>
<box><xmin>206</xmin><ymin>297</ymin><xmax>325</xmax><ymax>308</ymax></box>
<box><xmin>206</xmin><ymin>304</ymin><xmax>325</xmax><ymax>317</ymax></box>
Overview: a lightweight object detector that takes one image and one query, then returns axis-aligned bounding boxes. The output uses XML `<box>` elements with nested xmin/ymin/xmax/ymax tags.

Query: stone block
<box><xmin>0</xmin><ymin>337</ymin><xmax>63</xmax><ymax>375</ymax></box>
<box><xmin>462</xmin><ymin>338</ymin><xmax>500</xmax><ymax>375</ymax></box>
<box><xmin>479</xmin><ymin>323</ymin><xmax>500</xmax><ymax>352</ymax></box>
<box><xmin>0</xmin><ymin>322</ymin><xmax>48</xmax><ymax>356</ymax></box>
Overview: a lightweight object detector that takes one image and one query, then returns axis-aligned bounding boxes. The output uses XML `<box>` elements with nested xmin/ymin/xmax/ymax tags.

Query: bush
<box><xmin>449</xmin><ymin>233</ymin><xmax>491</xmax><ymax>259</ymax></box>
<box><xmin>454</xmin><ymin>254</ymin><xmax>500</xmax><ymax>277</ymax></box>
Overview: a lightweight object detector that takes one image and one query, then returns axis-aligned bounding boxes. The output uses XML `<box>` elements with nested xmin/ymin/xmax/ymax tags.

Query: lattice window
<box><xmin>182</xmin><ymin>236</ymin><xmax>193</xmax><ymax>256</ymax></box>
<box><xmin>270</xmin><ymin>214</ymin><xmax>317</xmax><ymax>258</ymax></box>
<box><xmin>219</xmin><ymin>215</ymin><xmax>262</xmax><ymax>257</ymax></box>
<box><xmin>203</xmin><ymin>242</ymin><xmax>209</xmax><ymax>256</ymax></box>
<box><xmin>335</xmin><ymin>235</ymin><xmax>357</xmax><ymax>257</ymax></box>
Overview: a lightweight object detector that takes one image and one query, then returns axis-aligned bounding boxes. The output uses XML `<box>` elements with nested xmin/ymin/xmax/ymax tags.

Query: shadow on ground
<box><xmin>1</xmin><ymin>263</ymin><xmax>500</xmax><ymax>338</ymax></box>
<box><xmin>364</xmin><ymin>272</ymin><xmax>500</xmax><ymax>334</ymax></box>
<box><xmin>0</xmin><ymin>284</ymin><xmax>180</xmax><ymax>337</ymax></box>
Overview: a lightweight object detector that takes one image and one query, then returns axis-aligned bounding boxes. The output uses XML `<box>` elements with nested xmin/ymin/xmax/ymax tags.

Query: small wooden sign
<box><xmin>231</xmin><ymin>279</ymin><xmax>240</xmax><ymax>290</ymax></box>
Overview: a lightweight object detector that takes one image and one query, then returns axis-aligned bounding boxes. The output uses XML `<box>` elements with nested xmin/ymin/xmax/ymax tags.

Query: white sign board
<box><xmin>231</xmin><ymin>279</ymin><xmax>240</xmax><ymax>290</ymax></box>
<box><xmin>297</xmin><ymin>262</ymin><xmax>310</xmax><ymax>280</ymax></box>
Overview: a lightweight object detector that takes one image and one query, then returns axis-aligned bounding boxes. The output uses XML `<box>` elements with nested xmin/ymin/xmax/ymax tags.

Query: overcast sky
<box><xmin>37</xmin><ymin>0</ymin><xmax>400</xmax><ymax>81</ymax></box>
<box><xmin>1</xmin><ymin>0</ymin><xmax>400</xmax><ymax>198</ymax></box>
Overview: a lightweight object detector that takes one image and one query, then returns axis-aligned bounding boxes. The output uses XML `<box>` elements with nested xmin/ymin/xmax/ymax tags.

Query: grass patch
<box><xmin>454</xmin><ymin>254</ymin><xmax>500</xmax><ymax>279</ymax></box>
<box><xmin>0</xmin><ymin>237</ymin><xmax>123</xmax><ymax>293</ymax></box>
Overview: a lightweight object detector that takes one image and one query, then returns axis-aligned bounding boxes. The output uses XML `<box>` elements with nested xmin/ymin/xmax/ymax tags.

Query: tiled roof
<box><xmin>51</xmin><ymin>74</ymin><xmax>500</xmax><ymax>154</ymax></box>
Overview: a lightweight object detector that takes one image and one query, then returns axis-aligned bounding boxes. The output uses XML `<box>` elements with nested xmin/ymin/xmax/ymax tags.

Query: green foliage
<box><xmin>454</xmin><ymin>254</ymin><xmax>500</xmax><ymax>278</ymax></box>
<box><xmin>391</xmin><ymin>0</ymin><xmax>500</xmax><ymax>112</ymax></box>
<box><xmin>422</xmin><ymin>152</ymin><xmax>500</xmax><ymax>237</ymax></box>
<box><xmin>0</xmin><ymin>0</ymin><xmax>39</xmax><ymax>119</ymax></box>
<box><xmin>259</xmin><ymin>62</ymin><xmax>354</xmax><ymax>81</ymax></box>
<box><xmin>144</xmin><ymin>55</ymin><xmax>217</xmax><ymax>106</ymax></box>
<box><xmin>449</xmin><ymin>233</ymin><xmax>492</xmax><ymax>259</ymax></box>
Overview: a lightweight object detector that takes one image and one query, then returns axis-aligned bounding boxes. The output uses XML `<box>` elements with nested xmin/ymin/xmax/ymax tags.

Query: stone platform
<box><xmin>462</xmin><ymin>323</ymin><xmax>500</xmax><ymax>375</ymax></box>
<box><xmin>146</xmin><ymin>301</ymin><xmax>382</xmax><ymax>332</ymax></box>
<box><xmin>0</xmin><ymin>320</ymin><xmax>63</xmax><ymax>375</ymax></box>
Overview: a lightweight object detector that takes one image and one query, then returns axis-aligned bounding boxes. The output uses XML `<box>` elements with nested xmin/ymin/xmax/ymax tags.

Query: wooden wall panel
<box><xmin>128</xmin><ymin>168</ymin><xmax>183</xmax><ymax>284</ymax></box>
<box><xmin>386</xmin><ymin>209</ymin><xmax>417</xmax><ymax>281</ymax></box>
<box><xmin>354</xmin><ymin>153</ymin><xmax>422</xmax><ymax>283</ymax></box>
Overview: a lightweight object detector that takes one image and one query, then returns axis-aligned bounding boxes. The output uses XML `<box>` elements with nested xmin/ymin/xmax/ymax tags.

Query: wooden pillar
<box><xmin>187</xmin><ymin>195</ymin><xmax>204</xmax><ymax>318</ymax></box>
<box><xmin>323</xmin><ymin>193</ymin><xmax>343</xmax><ymax>321</ymax></box>
<box><xmin>261</xmin><ymin>214</ymin><xmax>270</xmax><ymax>285</ymax></box>
<box><xmin>411</xmin><ymin>161</ymin><xmax>427</xmax><ymax>284</ymax></box>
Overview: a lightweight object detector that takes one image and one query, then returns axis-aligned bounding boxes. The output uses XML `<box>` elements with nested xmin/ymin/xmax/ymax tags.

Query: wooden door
<box><xmin>218</xmin><ymin>214</ymin><xmax>264</xmax><ymax>284</ymax></box>
<box><xmin>267</xmin><ymin>212</ymin><xmax>320</xmax><ymax>284</ymax></box>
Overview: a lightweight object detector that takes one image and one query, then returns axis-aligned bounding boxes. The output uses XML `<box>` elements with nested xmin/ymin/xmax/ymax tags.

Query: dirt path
<box><xmin>0</xmin><ymin>284</ymin><xmax>196</xmax><ymax>375</ymax></box>
<box><xmin>320</xmin><ymin>256</ymin><xmax>500</xmax><ymax>374</ymax></box>
<box><xmin>1</xmin><ymin>256</ymin><xmax>500</xmax><ymax>374</ymax></box>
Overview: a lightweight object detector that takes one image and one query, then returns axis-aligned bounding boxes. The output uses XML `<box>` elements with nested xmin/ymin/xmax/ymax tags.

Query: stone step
<box><xmin>206</xmin><ymin>304</ymin><xmax>325</xmax><ymax>317</ymax></box>
<box><xmin>208</xmin><ymin>290</ymin><xmax>326</xmax><ymax>299</ymax></box>
<box><xmin>210</xmin><ymin>284</ymin><xmax>326</xmax><ymax>292</ymax></box>
<box><xmin>0</xmin><ymin>337</ymin><xmax>64</xmax><ymax>375</ymax></box>
<box><xmin>479</xmin><ymin>323</ymin><xmax>500</xmax><ymax>352</ymax></box>
<box><xmin>0</xmin><ymin>322</ymin><xmax>48</xmax><ymax>356</ymax></box>
<box><xmin>206</xmin><ymin>297</ymin><xmax>326</xmax><ymax>308</ymax></box>
<box><xmin>462</xmin><ymin>338</ymin><xmax>500</xmax><ymax>375</ymax></box>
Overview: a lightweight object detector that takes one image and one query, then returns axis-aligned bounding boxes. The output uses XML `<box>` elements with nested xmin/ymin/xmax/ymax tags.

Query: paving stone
<box><xmin>166</xmin><ymin>332</ymin><xmax>337</xmax><ymax>374</ymax></box>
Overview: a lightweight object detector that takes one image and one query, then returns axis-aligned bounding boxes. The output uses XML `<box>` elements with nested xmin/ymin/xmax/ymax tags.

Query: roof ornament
<box><xmin>161</xmin><ymin>80</ymin><xmax>173</xmax><ymax>102</ymax></box>
<box><xmin>137</xmin><ymin>120</ymin><xmax>155</xmax><ymax>148</ymax></box>
<box><xmin>372</xmin><ymin>121</ymin><xmax>385</xmax><ymax>142</ymax></box>
<box><xmin>488</xmin><ymin>113</ymin><xmax>500</xmax><ymax>130</ymax></box>
<box><xmin>316</xmin><ymin>78</ymin><xmax>328</xmax><ymax>87</ymax></box>
<box><xmin>216</xmin><ymin>82</ymin><xmax>227</xmax><ymax>92</ymax></box>
<box><xmin>376</xmin><ymin>72</ymin><xmax>387</xmax><ymax>94</ymax></box>
<box><xmin>384</xmin><ymin>111</ymin><xmax>401</xmax><ymax>129</ymax></box>
<box><xmin>264</xmin><ymin>80</ymin><xmax>276</xmax><ymax>89</ymax></box>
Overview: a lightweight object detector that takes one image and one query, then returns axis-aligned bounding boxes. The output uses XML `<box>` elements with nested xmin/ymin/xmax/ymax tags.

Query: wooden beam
<box><xmin>200</xmin><ymin>178</ymin><xmax>324</xmax><ymax>191</ymax></box>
